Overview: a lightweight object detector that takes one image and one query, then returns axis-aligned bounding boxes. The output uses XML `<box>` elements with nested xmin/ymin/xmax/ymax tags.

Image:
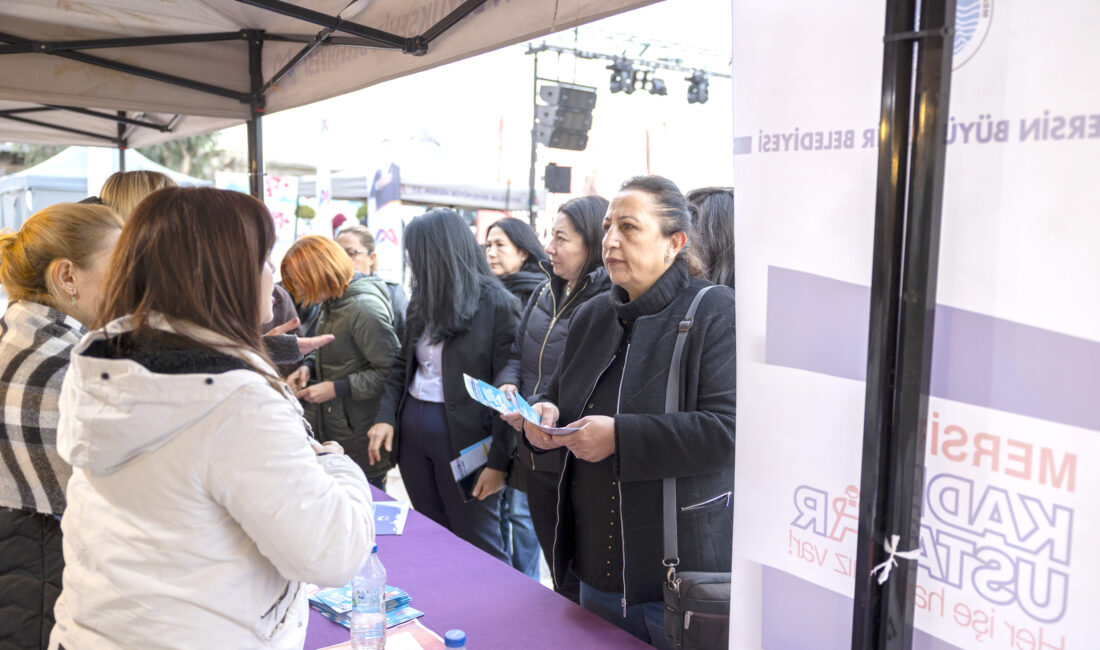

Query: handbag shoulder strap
<box><xmin>662</xmin><ymin>285</ymin><xmax>717</xmax><ymax>571</ymax></box>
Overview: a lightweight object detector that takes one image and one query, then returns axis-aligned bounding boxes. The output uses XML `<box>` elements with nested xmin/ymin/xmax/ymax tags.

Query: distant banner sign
<box><xmin>398</xmin><ymin>182</ymin><xmax>540</xmax><ymax>211</ymax></box>
<box><xmin>731</xmin><ymin>2</ymin><xmax>1100</xmax><ymax>649</ymax></box>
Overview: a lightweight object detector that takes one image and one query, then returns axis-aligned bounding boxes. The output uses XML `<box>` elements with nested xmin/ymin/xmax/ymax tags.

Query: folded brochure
<box><xmin>462</xmin><ymin>373</ymin><xmax>578</xmax><ymax>434</ymax></box>
<box><xmin>448</xmin><ymin>436</ymin><xmax>489</xmax><ymax>503</ymax></box>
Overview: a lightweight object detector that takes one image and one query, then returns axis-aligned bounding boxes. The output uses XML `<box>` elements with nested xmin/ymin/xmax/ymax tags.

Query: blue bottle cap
<box><xmin>371</xmin><ymin>545</ymin><xmax>378</xmax><ymax>553</ymax></box>
<box><xmin>444</xmin><ymin>629</ymin><xmax>466</xmax><ymax>647</ymax></box>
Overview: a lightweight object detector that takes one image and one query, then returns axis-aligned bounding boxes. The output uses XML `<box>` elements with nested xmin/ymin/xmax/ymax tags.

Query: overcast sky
<box><xmin>221</xmin><ymin>0</ymin><xmax>734</xmax><ymax>199</ymax></box>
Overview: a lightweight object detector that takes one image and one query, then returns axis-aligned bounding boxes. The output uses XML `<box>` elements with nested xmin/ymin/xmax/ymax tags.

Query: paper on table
<box><xmin>317</xmin><ymin>633</ymin><xmax>421</xmax><ymax>650</ymax></box>
<box><xmin>317</xmin><ymin>619</ymin><xmax>445</xmax><ymax>650</ymax></box>
<box><xmin>385</xmin><ymin>632</ymin><xmax>426</xmax><ymax>650</ymax></box>
<box><xmin>373</xmin><ymin>501</ymin><xmax>410</xmax><ymax>535</ymax></box>
<box><xmin>462</xmin><ymin>373</ymin><xmax>579</xmax><ymax>435</ymax></box>
<box><xmin>316</xmin><ymin>614</ymin><xmax>444</xmax><ymax>650</ymax></box>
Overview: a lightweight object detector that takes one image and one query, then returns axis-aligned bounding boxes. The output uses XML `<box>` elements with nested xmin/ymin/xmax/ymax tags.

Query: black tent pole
<box><xmin>117</xmin><ymin>111</ymin><xmax>127</xmax><ymax>172</ymax></box>
<box><xmin>851</xmin><ymin>0</ymin><xmax>955</xmax><ymax>647</ymax></box>
<box><xmin>527</xmin><ymin>51</ymin><xmax>538</xmax><ymax>226</ymax></box>
<box><xmin>246</xmin><ymin>30</ymin><xmax>265</xmax><ymax>199</ymax></box>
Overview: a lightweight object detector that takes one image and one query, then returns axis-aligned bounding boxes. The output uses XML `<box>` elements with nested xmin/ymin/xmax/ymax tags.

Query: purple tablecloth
<box><xmin>305</xmin><ymin>487</ymin><xmax>651</xmax><ymax>649</ymax></box>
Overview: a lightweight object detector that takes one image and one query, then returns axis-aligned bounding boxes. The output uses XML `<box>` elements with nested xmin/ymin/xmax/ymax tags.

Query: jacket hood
<box><xmin>330</xmin><ymin>273</ymin><xmax>394</xmax><ymax>324</ymax></box>
<box><xmin>343</xmin><ymin>272</ymin><xmax>389</xmax><ymax>300</ymax></box>
<box><xmin>58</xmin><ymin>314</ymin><xmax>296</xmax><ymax>476</ymax></box>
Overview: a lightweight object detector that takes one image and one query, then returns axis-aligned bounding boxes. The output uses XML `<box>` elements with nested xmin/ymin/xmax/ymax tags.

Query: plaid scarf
<box><xmin>0</xmin><ymin>300</ymin><xmax>83</xmax><ymax>514</ymax></box>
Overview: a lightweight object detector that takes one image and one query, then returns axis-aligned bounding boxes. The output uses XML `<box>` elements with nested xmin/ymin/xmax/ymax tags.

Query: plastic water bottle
<box><xmin>350</xmin><ymin>545</ymin><xmax>387</xmax><ymax>649</ymax></box>
<box><xmin>444</xmin><ymin>629</ymin><xmax>467</xmax><ymax>649</ymax></box>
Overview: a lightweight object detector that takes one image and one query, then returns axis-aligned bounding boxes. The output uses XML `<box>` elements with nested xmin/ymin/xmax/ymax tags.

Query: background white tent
<box><xmin>0</xmin><ymin>147</ymin><xmax>211</xmax><ymax>229</ymax></box>
<box><xmin>297</xmin><ymin>131</ymin><xmax>544</xmax><ymax>211</ymax></box>
<box><xmin>0</xmin><ymin>1</ymin><xmax>656</xmax><ymax>149</ymax></box>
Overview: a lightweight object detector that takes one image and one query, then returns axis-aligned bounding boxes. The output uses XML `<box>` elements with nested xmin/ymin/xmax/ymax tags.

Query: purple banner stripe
<box><xmin>760</xmin><ymin>565</ymin><xmax>964</xmax><ymax>650</ymax></box>
<box><xmin>764</xmin><ymin>266</ymin><xmax>1100</xmax><ymax>432</ymax></box>
<box><xmin>765</xmin><ymin>267</ymin><xmax>871</xmax><ymax>382</ymax></box>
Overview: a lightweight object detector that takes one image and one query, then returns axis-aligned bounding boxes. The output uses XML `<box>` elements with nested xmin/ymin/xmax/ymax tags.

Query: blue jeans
<box><xmin>579</xmin><ymin>582</ymin><xmax>672</xmax><ymax>649</ymax></box>
<box><xmin>499</xmin><ymin>487</ymin><xmax>541</xmax><ymax>579</ymax></box>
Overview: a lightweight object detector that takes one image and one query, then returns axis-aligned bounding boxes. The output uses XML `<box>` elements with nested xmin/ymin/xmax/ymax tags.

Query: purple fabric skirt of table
<box><xmin>304</xmin><ymin>486</ymin><xmax>652</xmax><ymax>649</ymax></box>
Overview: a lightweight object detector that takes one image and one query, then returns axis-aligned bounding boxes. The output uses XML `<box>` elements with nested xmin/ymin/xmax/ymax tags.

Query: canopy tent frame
<box><xmin>852</xmin><ymin>0</ymin><xmax>955</xmax><ymax>647</ymax></box>
<box><xmin>0</xmin><ymin>0</ymin><xmax>490</xmax><ymax>197</ymax></box>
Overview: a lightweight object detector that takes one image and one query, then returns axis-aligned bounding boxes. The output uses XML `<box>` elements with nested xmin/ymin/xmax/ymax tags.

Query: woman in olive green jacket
<box><xmin>283</xmin><ymin>235</ymin><xmax>400</xmax><ymax>488</ymax></box>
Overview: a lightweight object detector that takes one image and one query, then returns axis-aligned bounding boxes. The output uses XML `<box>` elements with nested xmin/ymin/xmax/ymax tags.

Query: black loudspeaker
<box><xmin>545</xmin><ymin>164</ymin><xmax>571</xmax><ymax>193</ymax></box>
<box><xmin>536</xmin><ymin>83</ymin><xmax>597</xmax><ymax>152</ymax></box>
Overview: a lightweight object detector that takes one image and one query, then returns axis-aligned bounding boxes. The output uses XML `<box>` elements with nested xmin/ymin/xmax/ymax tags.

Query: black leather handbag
<box><xmin>660</xmin><ymin>286</ymin><xmax>731</xmax><ymax>650</ymax></box>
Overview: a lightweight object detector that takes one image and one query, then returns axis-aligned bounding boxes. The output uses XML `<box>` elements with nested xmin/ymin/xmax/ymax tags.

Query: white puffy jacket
<box><xmin>49</xmin><ymin>316</ymin><xmax>374</xmax><ymax>650</ymax></box>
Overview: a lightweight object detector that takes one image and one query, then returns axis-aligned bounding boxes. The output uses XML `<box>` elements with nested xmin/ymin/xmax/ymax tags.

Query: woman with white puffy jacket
<box><xmin>49</xmin><ymin>187</ymin><xmax>375</xmax><ymax>650</ymax></box>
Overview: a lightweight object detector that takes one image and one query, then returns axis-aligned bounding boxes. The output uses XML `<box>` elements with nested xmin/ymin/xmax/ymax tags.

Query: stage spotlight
<box><xmin>608</xmin><ymin>58</ymin><xmax>634</xmax><ymax>94</ymax></box>
<box><xmin>686</xmin><ymin>71</ymin><xmax>709</xmax><ymax>104</ymax></box>
<box><xmin>649</xmin><ymin>77</ymin><xmax>668</xmax><ymax>96</ymax></box>
<box><xmin>624</xmin><ymin>70</ymin><xmax>646</xmax><ymax>95</ymax></box>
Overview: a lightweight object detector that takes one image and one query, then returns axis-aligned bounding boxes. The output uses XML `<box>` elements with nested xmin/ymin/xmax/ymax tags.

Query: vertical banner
<box><xmin>371</xmin><ymin>202</ymin><xmax>420</xmax><ymax>287</ymax></box>
<box><xmin>315</xmin><ymin>118</ymin><xmax>335</xmax><ymax>237</ymax></box>
<box><xmin>729</xmin><ymin>2</ymin><xmax>883</xmax><ymax>647</ymax></box>
<box><xmin>731</xmin><ymin>1</ymin><xmax>1100</xmax><ymax>649</ymax></box>
<box><xmin>216</xmin><ymin>171</ymin><xmax>299</xmax><ymax>266</ymax></box>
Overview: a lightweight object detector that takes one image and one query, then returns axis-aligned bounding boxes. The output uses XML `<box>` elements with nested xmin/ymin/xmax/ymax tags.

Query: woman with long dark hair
<box><xmin>50</xmin><ymin>188</ymin><xmax>374</xmax><ymax>649</ymax></box>
<box><xmin>368</xmin><ymin>209</ymin><xmax>520</xmax><ymax>561</ymax></box>
<box><xmin>494</xmin><ymin>194</ymin><xmax>611</xmax><ymax>598</ymax></box>
<box><xmin>686</xmin><ymin>187</ymin><xmax>735</xmax><ymax>289</ymax></box>
<box><xmin>525</xmin><ymin>176</ymin><xmax>736</xmax><ymax>648</ymax></box>
<box><xmin>485</xmin><ymin>217</ymin><xmax>548</xmax><ymax>307</ymax></box>
<box><xmin>483</xmin><ymin>216</ymin><xmax>549</xmax><ymax>579</ymax></box>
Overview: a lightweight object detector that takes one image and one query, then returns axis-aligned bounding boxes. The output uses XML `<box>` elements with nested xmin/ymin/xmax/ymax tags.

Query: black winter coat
<box><xmin>376</xmin><ymin>284</ymin><xmax>521</xmax><ymax>477</ymax></box>
<box><xmin>495</xmin><ymin>263</ymin><xmax>612</xmax><ymax>475</ymax></box>
<box><xmin>536</xmin><ymin>260</ymin><xmax>736</xmax><ymax>605</ymax></box>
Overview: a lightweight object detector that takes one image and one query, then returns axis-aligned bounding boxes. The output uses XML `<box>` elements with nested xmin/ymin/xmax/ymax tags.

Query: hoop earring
<box><xmin>67</xmin><ymin>286</ymin><xmax>77</xmax><ymax>305</ymax></box>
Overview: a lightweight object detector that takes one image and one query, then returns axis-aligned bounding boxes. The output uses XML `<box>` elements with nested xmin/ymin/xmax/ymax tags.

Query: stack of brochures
<box><xmin>309</xmin><ymin>583</ymin><xmax>423</xmax><ymax>629</ymax></box>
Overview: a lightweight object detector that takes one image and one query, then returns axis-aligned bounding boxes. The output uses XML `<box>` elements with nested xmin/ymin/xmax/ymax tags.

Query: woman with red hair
<box><xmin>283</xmin><ymin>235</ymin><xmax>400</xmax><ymax>489</ymax></box>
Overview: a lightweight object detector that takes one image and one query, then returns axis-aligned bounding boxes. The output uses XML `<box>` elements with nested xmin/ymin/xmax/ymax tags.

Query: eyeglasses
<box><xmin>343</xmin><ymin>248</ymin><xmax>370</xmax><ymax>257</ymax></box>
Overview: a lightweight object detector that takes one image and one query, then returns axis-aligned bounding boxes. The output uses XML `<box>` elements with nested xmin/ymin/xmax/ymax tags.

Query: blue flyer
<box><xmin>462</xmin><ymin>373</ymin><xmax>579</xmax><ymax>435</ymax></box>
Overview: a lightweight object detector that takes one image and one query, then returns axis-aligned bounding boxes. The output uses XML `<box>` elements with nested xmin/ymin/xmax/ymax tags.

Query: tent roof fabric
<box><xmin>0</xmin><ymin>0</ymin><xmax>656</xmax><ymax>147</ymax></box>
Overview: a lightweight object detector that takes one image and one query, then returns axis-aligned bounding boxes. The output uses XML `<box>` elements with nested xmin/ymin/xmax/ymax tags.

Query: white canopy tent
<box><xmin>0</xmin><ymin>0</ymin><xmax>656</xmax><ymax>189</ymax></box>
<box><xmin>0</xmin><ymin>147</ymin><xmax>211</xmax><ymax>229</ymax></box>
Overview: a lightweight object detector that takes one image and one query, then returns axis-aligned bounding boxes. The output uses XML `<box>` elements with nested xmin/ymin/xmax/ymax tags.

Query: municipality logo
<box><xmin>953</xmin><ymin>0</ymin><xmax>993</xmax><ymax>69</ymax></box>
